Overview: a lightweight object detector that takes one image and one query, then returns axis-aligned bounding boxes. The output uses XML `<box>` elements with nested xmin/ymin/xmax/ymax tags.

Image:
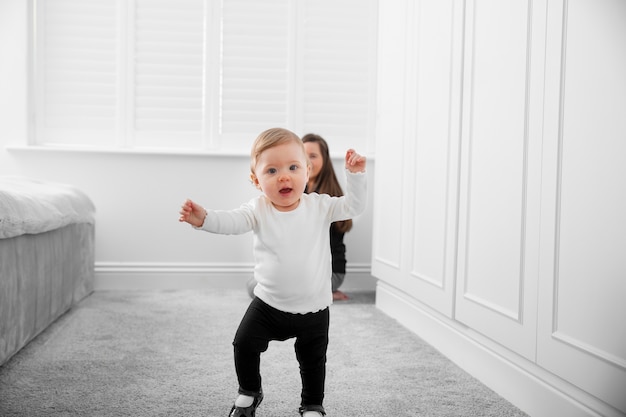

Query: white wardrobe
<box><xmin>371</xmin><ymin>1</ymin><xmax>625</xmax><ymax>416</ymax></box>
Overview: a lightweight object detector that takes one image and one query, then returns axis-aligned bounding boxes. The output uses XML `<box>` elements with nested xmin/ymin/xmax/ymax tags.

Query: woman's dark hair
<box><xmin>302</xmin><ymin>133</ymin><xmax>353</xmax><ymax>233</ymax></box>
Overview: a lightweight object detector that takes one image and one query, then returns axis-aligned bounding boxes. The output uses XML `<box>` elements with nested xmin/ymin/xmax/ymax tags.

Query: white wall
<box><xmin>373</xmin><ymin>1</ymin><xmax>626</xmax><ymax>416</ymax></box>
<box><xmin>0</xmin><ymin>0</ymin><xmax>376</xmax><ymax>291</ymax></box>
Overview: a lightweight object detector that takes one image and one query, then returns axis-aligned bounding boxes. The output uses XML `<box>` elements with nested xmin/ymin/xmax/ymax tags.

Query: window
<box><xmin>32</xmin><ymin>0</ymin><xmax>378</xmax><ymax>153</ymax></box>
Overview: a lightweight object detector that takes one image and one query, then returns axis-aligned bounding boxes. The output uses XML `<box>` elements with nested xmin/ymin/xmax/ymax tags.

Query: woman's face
<box><xmin>304</xmin><ymin>141</ymin><xmax>323</xmax><ymax>183</ymax></box>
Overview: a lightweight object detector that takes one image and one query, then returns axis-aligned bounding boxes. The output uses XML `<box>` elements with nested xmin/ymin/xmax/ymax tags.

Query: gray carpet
<box><xmin>0</xmin><ymin>290</ymin><xmax>528</xmax><ymax>416</ymax></box>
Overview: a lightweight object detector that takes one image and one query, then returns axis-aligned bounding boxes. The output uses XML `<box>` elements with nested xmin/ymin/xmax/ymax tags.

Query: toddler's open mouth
<box><xmin>279</xmin><ymin>188</ymin><xmax>292</xmax><ymax>195</ymax></box>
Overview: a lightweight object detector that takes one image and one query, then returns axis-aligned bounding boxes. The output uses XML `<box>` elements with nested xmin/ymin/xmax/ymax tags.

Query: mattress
<box><xmin>0</xmin><ymin>176</ymin><xmax>95</xmax><ymax>239</ymax></box>
<box><xmin>0</xmin><ymin>176</ymin><xmax>96</xmax><ymax>365</ymax></box>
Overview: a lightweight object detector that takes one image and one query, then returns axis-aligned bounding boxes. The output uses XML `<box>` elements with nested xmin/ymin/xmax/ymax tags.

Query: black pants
<box><xmin>233</xmin><ymin>297</ymin><xmax>329</xmax><ymax>407</ymax></box>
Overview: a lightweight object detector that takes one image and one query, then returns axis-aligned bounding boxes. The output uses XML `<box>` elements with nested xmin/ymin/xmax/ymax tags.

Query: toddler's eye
<box><xmin>290</xmin><ymin>165</ymin><xmax>298</xmax><ymax>171</ymax></box>
<box><xmin>267</xmin><ymin>168</ymin><xmax>277</xmax><ymax>174</ymax></box>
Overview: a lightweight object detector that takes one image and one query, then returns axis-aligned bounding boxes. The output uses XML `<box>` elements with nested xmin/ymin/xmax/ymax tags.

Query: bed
<box><xmin>0</xmin><ymin>176</ymin><xmax>95</xmax><ymax>365</ymax></box>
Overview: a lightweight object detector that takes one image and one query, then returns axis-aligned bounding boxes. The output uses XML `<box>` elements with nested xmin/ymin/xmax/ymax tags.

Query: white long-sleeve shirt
<box><xmin>198</xmin><ymin>170</ymin><xmax>367</xmax><ymax>314</ymax></box>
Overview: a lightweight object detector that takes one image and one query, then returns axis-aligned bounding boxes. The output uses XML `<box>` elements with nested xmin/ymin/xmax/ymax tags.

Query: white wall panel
<box><xmin>372</xmin><ymin>0</ymin><xmax>463</xmax><ymax>317</ymax></box>
<box><xmin>402</xmin><ymin>0</ymin><xmax>463</xmax><ymax>316</ymax></box>
<box><xmin>373</xmin><ymin>0</ymin><xmax>625</xmax><ymax>414</ymax></box>
<box><xmin>410</xmin><ymin>0</ymin><xmax>455</xmax><ymax>287</ymax></box>
<box><xmin>459</xmin><ymin>0</ymin><xmax>529</xmax><ymax>317</ymax></box>
<box><xmin>455</xmin><ymin>0</ymin><xmax>542</xmax><ymax>360</ymax></box>
<box><xmin>538</xmin><ymin>0</ymin><xmax>626</xmax><ymax>413</ymax></box>
<box><xmin>371</xmin><ymin>0</ymin><xmax>408</xmax><ymax>282</ymax></box>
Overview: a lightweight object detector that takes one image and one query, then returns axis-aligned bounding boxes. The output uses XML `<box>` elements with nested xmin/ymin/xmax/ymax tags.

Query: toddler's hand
<box><xmin>345</xmin><ymin>149</ymin><xmax>366</xmax><ymax>173</ymax></box>
<box><xmin>179</xmin><ymin>199</ymin><xmax>207</xmax><ymax>228</ymax></box>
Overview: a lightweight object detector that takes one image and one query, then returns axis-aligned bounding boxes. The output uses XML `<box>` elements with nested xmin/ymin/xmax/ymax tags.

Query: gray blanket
<box><xmin>0</xmin><ymin>176</ymin><xmax>95</xmax><ymax>239</ymax></box>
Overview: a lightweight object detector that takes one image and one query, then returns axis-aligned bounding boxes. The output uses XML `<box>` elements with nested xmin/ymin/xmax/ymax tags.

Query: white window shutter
<box><xmin>299</xmin><ymin>0</ymin><xmax>377</xmax><ymax>151</ymax></box>
<box><xmin>132</xmin><ymin>0</ymin><xmax>206</xmax><ymax>149</ymax></box>
<box><xmin>35</xmin><ymin>0</ymin><xmax>119</xmax><ymax>147</ymax></box>
<box><xmin>33</xmin><ymin>0</ymin><xmax>377</xmax><ymax>153</ymax></box>
<box><xmin>219</xmin><ymin>0</ymin><xmax>291</xmax><ymax>151</ymax></box>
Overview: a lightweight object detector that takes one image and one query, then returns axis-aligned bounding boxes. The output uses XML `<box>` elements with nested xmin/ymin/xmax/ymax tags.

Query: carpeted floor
<box><xmin>0</xmin><ymin>290</ymin><xmax>528</xmax><ymax>416</ymax></box>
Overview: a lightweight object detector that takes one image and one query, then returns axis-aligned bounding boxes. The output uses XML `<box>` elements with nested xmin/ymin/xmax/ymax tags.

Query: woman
<box><xmin>302</xmin><ymin>133</ymin><xmax>353</xmax><ymax>301</ymax></box>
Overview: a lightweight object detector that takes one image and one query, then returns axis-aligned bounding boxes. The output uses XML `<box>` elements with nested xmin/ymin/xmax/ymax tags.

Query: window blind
<box><xmin>35</xmin><ymin>0</ymin><xmax>118</xmax><ymax>147</ymax></box>
<box><xmin>133</xmin><ymin>0</ymin><xmax>206</xmax><ymax>149</ymax></box>
<box><xmin>33</xmin><ymin>0</ymin><xmax>377</xmax><ymax>153</ymax></box>
<box><xmin>299</xmin><ymin>0</ymin><xmax>377</xmax><ymax>151</ymax></box>
<box><xmin>219</xmin><ymin>0</ymin><xmax>291</xmax><ymax>151</ymax></box>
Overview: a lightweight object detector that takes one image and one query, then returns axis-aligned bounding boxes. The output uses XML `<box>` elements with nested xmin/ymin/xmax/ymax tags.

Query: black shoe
<box><xmin>228</xmin><ymin>392</ymin><xmax>264</xmax><ymax>417</ymax></box>
<box><xmin>299</xmin><ymin>404</ymin><xmax>326</xmax><ymax>416</ymax></box>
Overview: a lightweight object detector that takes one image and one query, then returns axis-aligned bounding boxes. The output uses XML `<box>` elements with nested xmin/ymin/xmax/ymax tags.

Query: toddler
<box><xmin>179</xmin><ymin>127</ymin><xmax>367</xmax><ymax>416</ymax></box>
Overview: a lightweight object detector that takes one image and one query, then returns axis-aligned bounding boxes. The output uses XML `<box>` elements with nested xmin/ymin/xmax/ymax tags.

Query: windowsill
<box><xmin>5</xmin><ymin>145</ymin><xmax>374</xmax><ymax>160</ymax></box>
<box><xmin>5</xmin><ymin>145</ymin><xmax>250</xmax><ymax>158</ymax></box>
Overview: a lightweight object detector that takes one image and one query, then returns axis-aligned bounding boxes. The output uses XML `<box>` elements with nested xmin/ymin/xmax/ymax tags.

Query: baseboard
<box><xmin>375</xmin><ymin>281</ymin><xmax>618</xmax><ymax>417</ymax></box>
<box><xmin>94</xmin><ymin>262</ymin><xmax>377</xmax><ymax>292</ymax></box>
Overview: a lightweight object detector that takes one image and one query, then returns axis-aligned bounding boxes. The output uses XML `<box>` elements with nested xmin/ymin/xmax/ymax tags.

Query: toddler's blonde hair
<box><xmin>250</xmin><ymin>128</ymin><xmax>307</xmax><ymax>175</ymax></box>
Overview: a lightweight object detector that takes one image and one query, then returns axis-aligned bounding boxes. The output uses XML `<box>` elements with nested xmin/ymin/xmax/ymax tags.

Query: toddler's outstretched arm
<box><xmin>179</xmin><ymin>199</ymin><xmax>207</xmax><ymax>228</ymax></box>
<box><xmin>345</xmin><ymin>149</ymin><xmax>366</xmax><ymax>173</ymax></box>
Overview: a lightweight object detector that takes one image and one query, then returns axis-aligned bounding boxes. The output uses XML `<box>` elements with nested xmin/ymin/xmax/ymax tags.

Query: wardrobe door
<box><xmin>537</xmin><ymin>0</ymin><xmax>626</xmax><ymax>414</ymax></box>
<box><xmin>454</xmin><ymin>0</ymin><xmax>547</xmax><ymax>360</ymax></box>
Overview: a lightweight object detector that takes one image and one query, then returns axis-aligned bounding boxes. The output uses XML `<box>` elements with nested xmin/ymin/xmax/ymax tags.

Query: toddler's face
<box><xmin>252</xmin><ymin>141</ymin><xmax>309</xmax><ymax>212</ymax></box>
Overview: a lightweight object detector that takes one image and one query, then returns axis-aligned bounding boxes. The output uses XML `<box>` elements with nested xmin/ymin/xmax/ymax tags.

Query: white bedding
<box><xmin>0</xmin><ymin>176</ymin><xmax>95</xmax><ymax>239</ymax></box>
